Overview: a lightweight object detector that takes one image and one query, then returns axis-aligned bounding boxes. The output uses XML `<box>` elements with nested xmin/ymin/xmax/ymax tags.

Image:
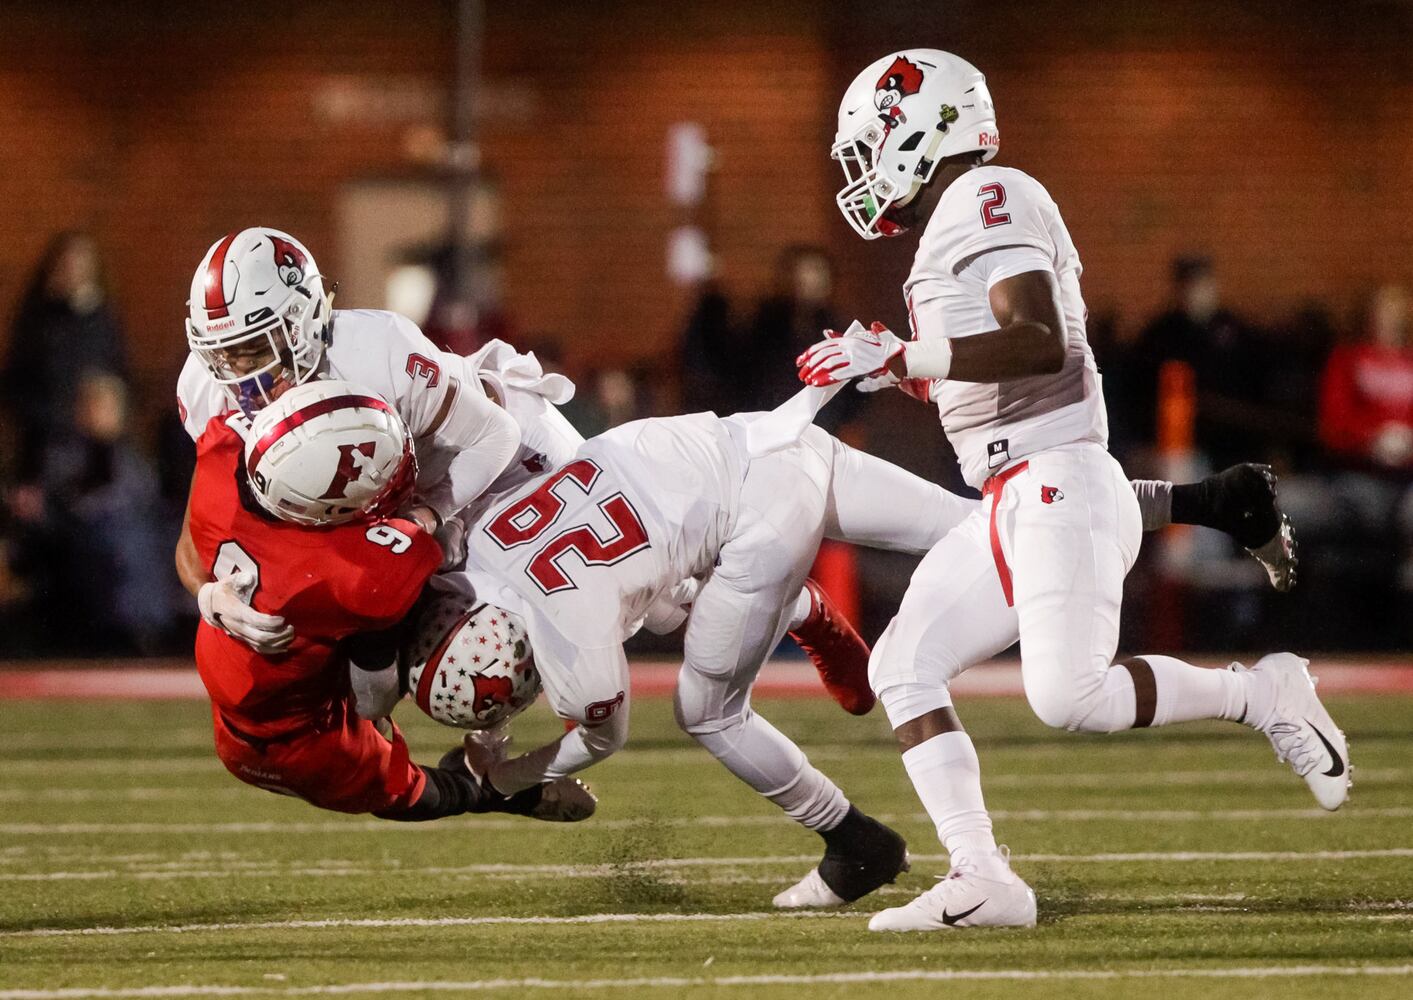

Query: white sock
<box><xmin>1129</xmin><ymin>479</ymin><xmax>1173</xmax><ymax>531</ymax></box>
<box><xmin>767</xmin><ymin>764</ymin><xmax>850</xmax><ymax>832</ymax></box>
<box><xmin>900</xmin><ymin>731</ymin><xmax>996</xmax><ymax>857</ymax></box>
<box><xmin>786</xmin><ymin>587</ymin><xmax>814</xmax><ymax>630</ymax></box>
<box><xmin>1126</xmin><ymin>655</ymin><xmax>1249</xmax><ymax>726</ymax></box>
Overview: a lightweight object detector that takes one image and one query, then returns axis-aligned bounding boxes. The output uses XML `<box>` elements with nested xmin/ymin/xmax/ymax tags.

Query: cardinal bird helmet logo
<box><xmin>269</xmin><ymin>235</ymin><xmax>308</xmax><ymax>287</ymax></box>
<box><xmin>472</xmin><ymin>674</ymin><xmax>514</xmax><ymax>715</ymax></box>
<box><xmin>875</xmin><ymin>55</ymin><xmax>925</xmax><ymax>113</ymax></box>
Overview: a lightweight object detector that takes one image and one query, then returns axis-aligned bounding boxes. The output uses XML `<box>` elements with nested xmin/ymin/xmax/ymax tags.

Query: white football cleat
<box><xmin>773</xmin><ymin>868</ymin><xmax>846</xmax><ymax>909</ymax></box>
<box><xmin>868</xmin><ymin>847</ymin><xmax>1036</xmax><ymax>931</ymax></box>
<box><xmin>1236</xmin><ymin>653</ymin><xmax>1350</xmax><ymax>810</ymax></box>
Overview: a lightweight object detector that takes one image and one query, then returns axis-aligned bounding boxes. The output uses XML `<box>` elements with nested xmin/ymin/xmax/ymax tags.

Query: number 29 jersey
<box><xmin>189</xmin><ymin>417</ymin><xmax>442</xmax><ymax>737</ymax></box>
<box><xmin>453</xmin><ymin>413</ymin><xmax>743</xmax><ymax>723</ymax></box>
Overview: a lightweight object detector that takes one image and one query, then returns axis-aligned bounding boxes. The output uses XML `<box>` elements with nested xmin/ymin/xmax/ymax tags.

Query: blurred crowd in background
<box><xmin>0</xmin><ymin>231</ymin><xmax>1409</xmax><ymax>657</ymax></box>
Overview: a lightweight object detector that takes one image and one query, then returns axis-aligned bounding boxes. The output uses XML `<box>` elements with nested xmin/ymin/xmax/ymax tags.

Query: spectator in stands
<box><xmin>746</xmin><ymin>245</ymin><xmax>861</xmax><ymax>432</ymax></box>
<box><xmin>678</xmin><ymin>280</ymin><xmax>743</xmax><ymax>414</ymax></box>
<box><xmin>1133</xmin><ymin>255</ymin><xmax>1262</xmax><ymax>466</ymax></box>
<box><xmin>20</xmin><ymin>373</ymin><xmax>178</xmax><ymax>655</ymax></box>
<box><xmin>1319</xmin><ymin>284</ymin><xmax>1413</xmax><ymax>474</ymax></box>
<box><xmin>1</xmin><ymin>231</ymin><xmax>130</xmax><ymax>483</ymax></box>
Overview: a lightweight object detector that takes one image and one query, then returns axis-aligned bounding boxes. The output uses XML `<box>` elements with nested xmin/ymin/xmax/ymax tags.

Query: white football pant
<box><xmin>871</xmin><ymin>442</ymin><xmax>1150</xmax><ymax>731</ymax></box>
<box><xmin>674</xmin><ymin>421</ymin><xmax>974</xmax><ymax>830</ymax></box>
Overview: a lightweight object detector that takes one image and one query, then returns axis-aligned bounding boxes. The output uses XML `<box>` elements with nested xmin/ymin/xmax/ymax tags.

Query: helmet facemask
<box><xmin>832</xmin><ymin>119</ymin><xmax>943</xmax><ymax>241</ymax></box>
<box><xmin>189</xmin><ymin>286</ymin><xmax>329</xmax><ymax>415</ymax></box>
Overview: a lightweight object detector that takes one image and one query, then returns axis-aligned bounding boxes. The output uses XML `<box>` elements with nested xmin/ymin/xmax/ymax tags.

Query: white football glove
<box><xmin>796</xmin><ymin>322</ymin><xmax>904</xmax><ymax>388</ymax></box>
<box><xmin>196</xmin><ymin>571</ymin><xmax>294</xmax><ymax>655</ymax></box>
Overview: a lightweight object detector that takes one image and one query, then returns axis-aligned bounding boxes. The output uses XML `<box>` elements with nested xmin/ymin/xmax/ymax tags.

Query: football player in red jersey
<box><xmin>187</xmin><ymin>379</ymin><xmax>594</xmax><ymax>822</ymax></box>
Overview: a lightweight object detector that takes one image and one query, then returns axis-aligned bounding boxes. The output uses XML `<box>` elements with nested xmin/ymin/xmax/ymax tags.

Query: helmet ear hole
<box><xmin>898</xmin><ymin>131</ymin><xmax>926</xmax><ymax>152</ymax></box>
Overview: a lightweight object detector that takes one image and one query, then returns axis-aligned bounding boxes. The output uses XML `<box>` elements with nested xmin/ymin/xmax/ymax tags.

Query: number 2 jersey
<box><xmin>904</xmin><ymin>165</ymin><xmax>1108</xmax><ymax>488</ymax></box>
<box><xmin>448</xmin><ymin>413</ymin><xmax>744</xmax><ymax>724</ymax></box>
<box><xmin>188</xmin><ymin>417</ymin><xmax>441</xmax><ymax>738</ymax></box>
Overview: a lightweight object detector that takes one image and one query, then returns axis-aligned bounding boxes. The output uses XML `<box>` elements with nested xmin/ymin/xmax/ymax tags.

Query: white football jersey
<box><xmin>179</xmin><ymin>307</ymin><xmax>457</xmax><ymax>455</ymax></box>
<box><xmin>178</xmin><ymin>311</ymin><xmax>571</xmax><ymax>506</ymax></box>
<box><xmin>904</xmin><ymin>165</ymin><xmax>1108</xmax><ymax>487</ymax></box>
<box><xmin>449</xmin><ymin>413</ymin><xmax>742</xmax><ymax>723</ymax></box>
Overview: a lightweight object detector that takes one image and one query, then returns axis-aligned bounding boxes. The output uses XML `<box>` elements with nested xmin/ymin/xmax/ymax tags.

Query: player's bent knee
<box><xmin>1023</xmin><ymin>670</ymin><xmax>1129</xmax><ymax>733</ymax></box>
<box><xmin>1023</xmin><ymin>676</ymin><xmax>1084</xmax><ymax>731</ymax></box>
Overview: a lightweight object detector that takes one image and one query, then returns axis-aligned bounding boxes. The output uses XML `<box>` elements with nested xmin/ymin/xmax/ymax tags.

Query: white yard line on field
<box><xmin>2</xmin><ymin>848</ymin><xmax>1410</xmax><ymax>889</ymax></box>
<box><xmin>1</xmin><ymin>910</ymin><xmax>848</xmax><ymax>939</ymax></box>
<box><xmin>0</xmin><ymin>805</ymin><xmax>1408</xmax><ymax>835</ymax></box>
<box><xmin>1</xmin><ymin>729</ymin><xmax>212</xmax><ymax>752</ymax></box>
<box><xmin>0</xmin><ymin>965</ymin><xmax>1411</xmax><ymax>998</ymax></box>
<box><xmin>0</xmin><ymin>759</ymin><xmax>219</xmax><ymax>775</ymax></box>
<box><xmin>1</xmin><ymin>759</ymin><xmax>1406</xmax><ymax>786</ymax></box>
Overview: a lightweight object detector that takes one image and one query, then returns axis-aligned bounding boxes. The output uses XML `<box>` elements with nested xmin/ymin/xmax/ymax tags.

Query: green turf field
<box><xmin>0</xmin><ymin>690</ymin><xmax>1410</xmax><ymax>999</ymax></box>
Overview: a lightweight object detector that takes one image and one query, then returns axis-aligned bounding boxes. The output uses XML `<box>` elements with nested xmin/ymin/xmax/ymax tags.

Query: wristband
<box><xmin>903</xmin><ymin>338</ymin><xmax>953</xmax><ymax>381</ymax></box>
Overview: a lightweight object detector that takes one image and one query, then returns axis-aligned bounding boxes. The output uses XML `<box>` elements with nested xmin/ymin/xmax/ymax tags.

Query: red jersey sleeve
<box><xmin>329</xmin><ymin>518</ymin><xmax>442</xmax><ymax>632</ymax></box>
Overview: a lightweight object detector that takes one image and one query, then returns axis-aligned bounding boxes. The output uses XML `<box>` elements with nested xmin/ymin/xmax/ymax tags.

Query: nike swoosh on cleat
<box><xmin>1306</xmin><ymin>719</ymin><xmax>1346</xmax><ymax>777</ymax></box>
<box><xmin>941</xmin><ymin>899</ymin><xmax>987</xmax><ymax>926</ymax></box>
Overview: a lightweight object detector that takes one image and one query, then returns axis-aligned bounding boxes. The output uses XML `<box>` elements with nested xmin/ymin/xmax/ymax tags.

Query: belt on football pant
<box><xmin>980</xmin><ymin>460</ymin><xmax>1029</xmax><ymax>608</ymax></box>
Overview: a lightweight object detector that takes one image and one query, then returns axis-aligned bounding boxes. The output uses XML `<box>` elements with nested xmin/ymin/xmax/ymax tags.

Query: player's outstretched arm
<box><xmin>174</xmin><ymin>482</ymin><xmax>207</xmax><ymax>598</ymax></box>
<box><xmin>486</xmin><ymin>710</ymin><xmax>629</xmax><ymax>795</ymax></box>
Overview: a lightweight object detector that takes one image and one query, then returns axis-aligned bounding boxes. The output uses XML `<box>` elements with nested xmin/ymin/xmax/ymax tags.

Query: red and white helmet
<box><xmin>243</xmin><ymin>379</ymin><xmax>417</xmax><ymax>527</ymax></box>
<box><xmin>403</xmin><ymin>594</ymin><xmax>541</xmax><ymax>729</ymax></box>
<box><xmin>832</xmin><ymin>49</ymin><xmax>998</xmax><ymax>240</ymax></box>
<box><xmin>186</xmin><ymin>227</ymin><xmax>333</xmax><ymax>413</ymax></box>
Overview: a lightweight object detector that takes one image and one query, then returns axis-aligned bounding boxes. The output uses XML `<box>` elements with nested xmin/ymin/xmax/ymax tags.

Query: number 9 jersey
<box><xmin>189</xmin><ymin>415</ymin><xmax>442</xmax><ymax>738</ymax></box>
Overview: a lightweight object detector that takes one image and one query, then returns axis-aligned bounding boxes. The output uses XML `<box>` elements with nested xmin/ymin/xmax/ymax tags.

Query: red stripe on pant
<box><xmin>980</xmin><ymin>460</ymin><xmax>1029</xmax><ymax>607</ymax></box>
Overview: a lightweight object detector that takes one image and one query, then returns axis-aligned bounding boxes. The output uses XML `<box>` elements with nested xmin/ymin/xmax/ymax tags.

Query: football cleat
<box><xmin>1235</xmin><ymin>653</ymin><xmax>1349</xmax><ymax>811</ymax></box>
<box><xmin>1247</xmin><ymin>512</ymin><xmax>1298</xmax><ymax>593</ymax></box>
<box><xmin>773</xmin><ymin>867</ymin><xmax>845</xmax><ymax>909</ymax></box>
<box><xmin>788</xmin><ymin>578</ymin><xmax>876</xmax><ymax>715</ymax></box>
<box><xmin>868</xmin><ymin>846</ymin><xmax>1036</xmax><ymax>931</ymax></box>
<box><xmin>1196</xmin><ymin>463</ymin><xmax>1297</xmax><ymax>591</ymax></box>
<box><xmin>774</xmin><ymin>807</ymin><xmax>908</xmax><ymax>909</ymax></box>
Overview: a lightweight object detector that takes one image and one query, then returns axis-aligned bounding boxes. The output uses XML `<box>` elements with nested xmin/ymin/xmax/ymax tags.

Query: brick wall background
<box><xmin>0</xmin><ymin>0</ymin><xmax>1409</xmax><ymax>413</ymax></box>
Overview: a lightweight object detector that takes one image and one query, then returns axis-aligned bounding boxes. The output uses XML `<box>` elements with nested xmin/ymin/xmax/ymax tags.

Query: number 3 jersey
<box><xmin>449</xmin><ymin>413</ymin><xmax>744</xmax><ymax>723</ymax></box>
<box><xmin>178</xmin><ymin>310</ymin><xmax>579</xmax><ymax>519</ymax></box>
<box><xmin>189</xmin><ymin>417</ymin><xmax>442</xmax><ymax>737</ymax></box>
<box><xmin>905</xmin><ymin>165</ymin><xmax>1108</xmax><ymax>488</ymax></box>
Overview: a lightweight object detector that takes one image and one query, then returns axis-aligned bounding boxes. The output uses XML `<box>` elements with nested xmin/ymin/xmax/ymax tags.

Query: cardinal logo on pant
<box><xmin>1041</xmin><ymin>485</ymin><xmax>1064</xmax><ymax>504</ymax></box>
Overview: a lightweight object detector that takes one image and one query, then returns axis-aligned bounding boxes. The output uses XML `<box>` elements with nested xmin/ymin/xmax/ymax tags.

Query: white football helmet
<box><xmin>403</xmin><ymin>593</ymin><xmax>541</xmax><ymax>729</ymax></box>
<box><xmin>833</xmin><ymin>49</ymin><xmax>998</xmax><ymax>239</ymax></box>
<box><xmin>244</xmin><ymin>379</ymin><xmax>417</xmax><ymax>527</ymax></box>
<box><xmin>186</xmin><ymin>227</ymin><xmax>333</xmax><ymax>413</ymax></box>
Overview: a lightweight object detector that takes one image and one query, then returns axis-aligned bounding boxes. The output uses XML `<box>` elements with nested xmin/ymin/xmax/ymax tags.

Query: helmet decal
<box><xmin>203</xmin><ymin>231</ymin><xmax>240</xmax><ymax>319</ymax></box>
<box><xmin>269</xmin><ymin>235</ymin><xmax>308</xmax><ymax>287</ymax></box>
<box><xmin>472</xmin><ymin>674</ymin><xmax>514</xmax><ymax>715</ymax></box>
<box><xmin>938</xmin><ymin>104</ymin><xmax>960</xmax><ymax>133</ymax></box>
<box><xmin>319</xmin><ymin>441</ymin><xmax>377</xmax><ymax>499</ymax></box>
<box><xmin>875</xmin><ymin>55</ymin><xmax>925</xmax><ymax>113</ymax></box>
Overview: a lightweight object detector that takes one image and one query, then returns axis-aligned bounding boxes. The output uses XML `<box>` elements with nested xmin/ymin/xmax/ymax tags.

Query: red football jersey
<box><xmin>189</xmin><ymin>417</ymin><xmax>441</xmax><ymax>737</ymax></box>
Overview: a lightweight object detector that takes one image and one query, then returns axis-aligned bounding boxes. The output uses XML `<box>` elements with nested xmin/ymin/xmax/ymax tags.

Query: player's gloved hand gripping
<box><xmin>197</xmin><ymin>571</ymin><xmax>295</xmax><ymax>655</ymax></box>
<box><xmin>797</xmin><ymin>323</ymin><xmax>905</xmax><ymax>389</ymax></box>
